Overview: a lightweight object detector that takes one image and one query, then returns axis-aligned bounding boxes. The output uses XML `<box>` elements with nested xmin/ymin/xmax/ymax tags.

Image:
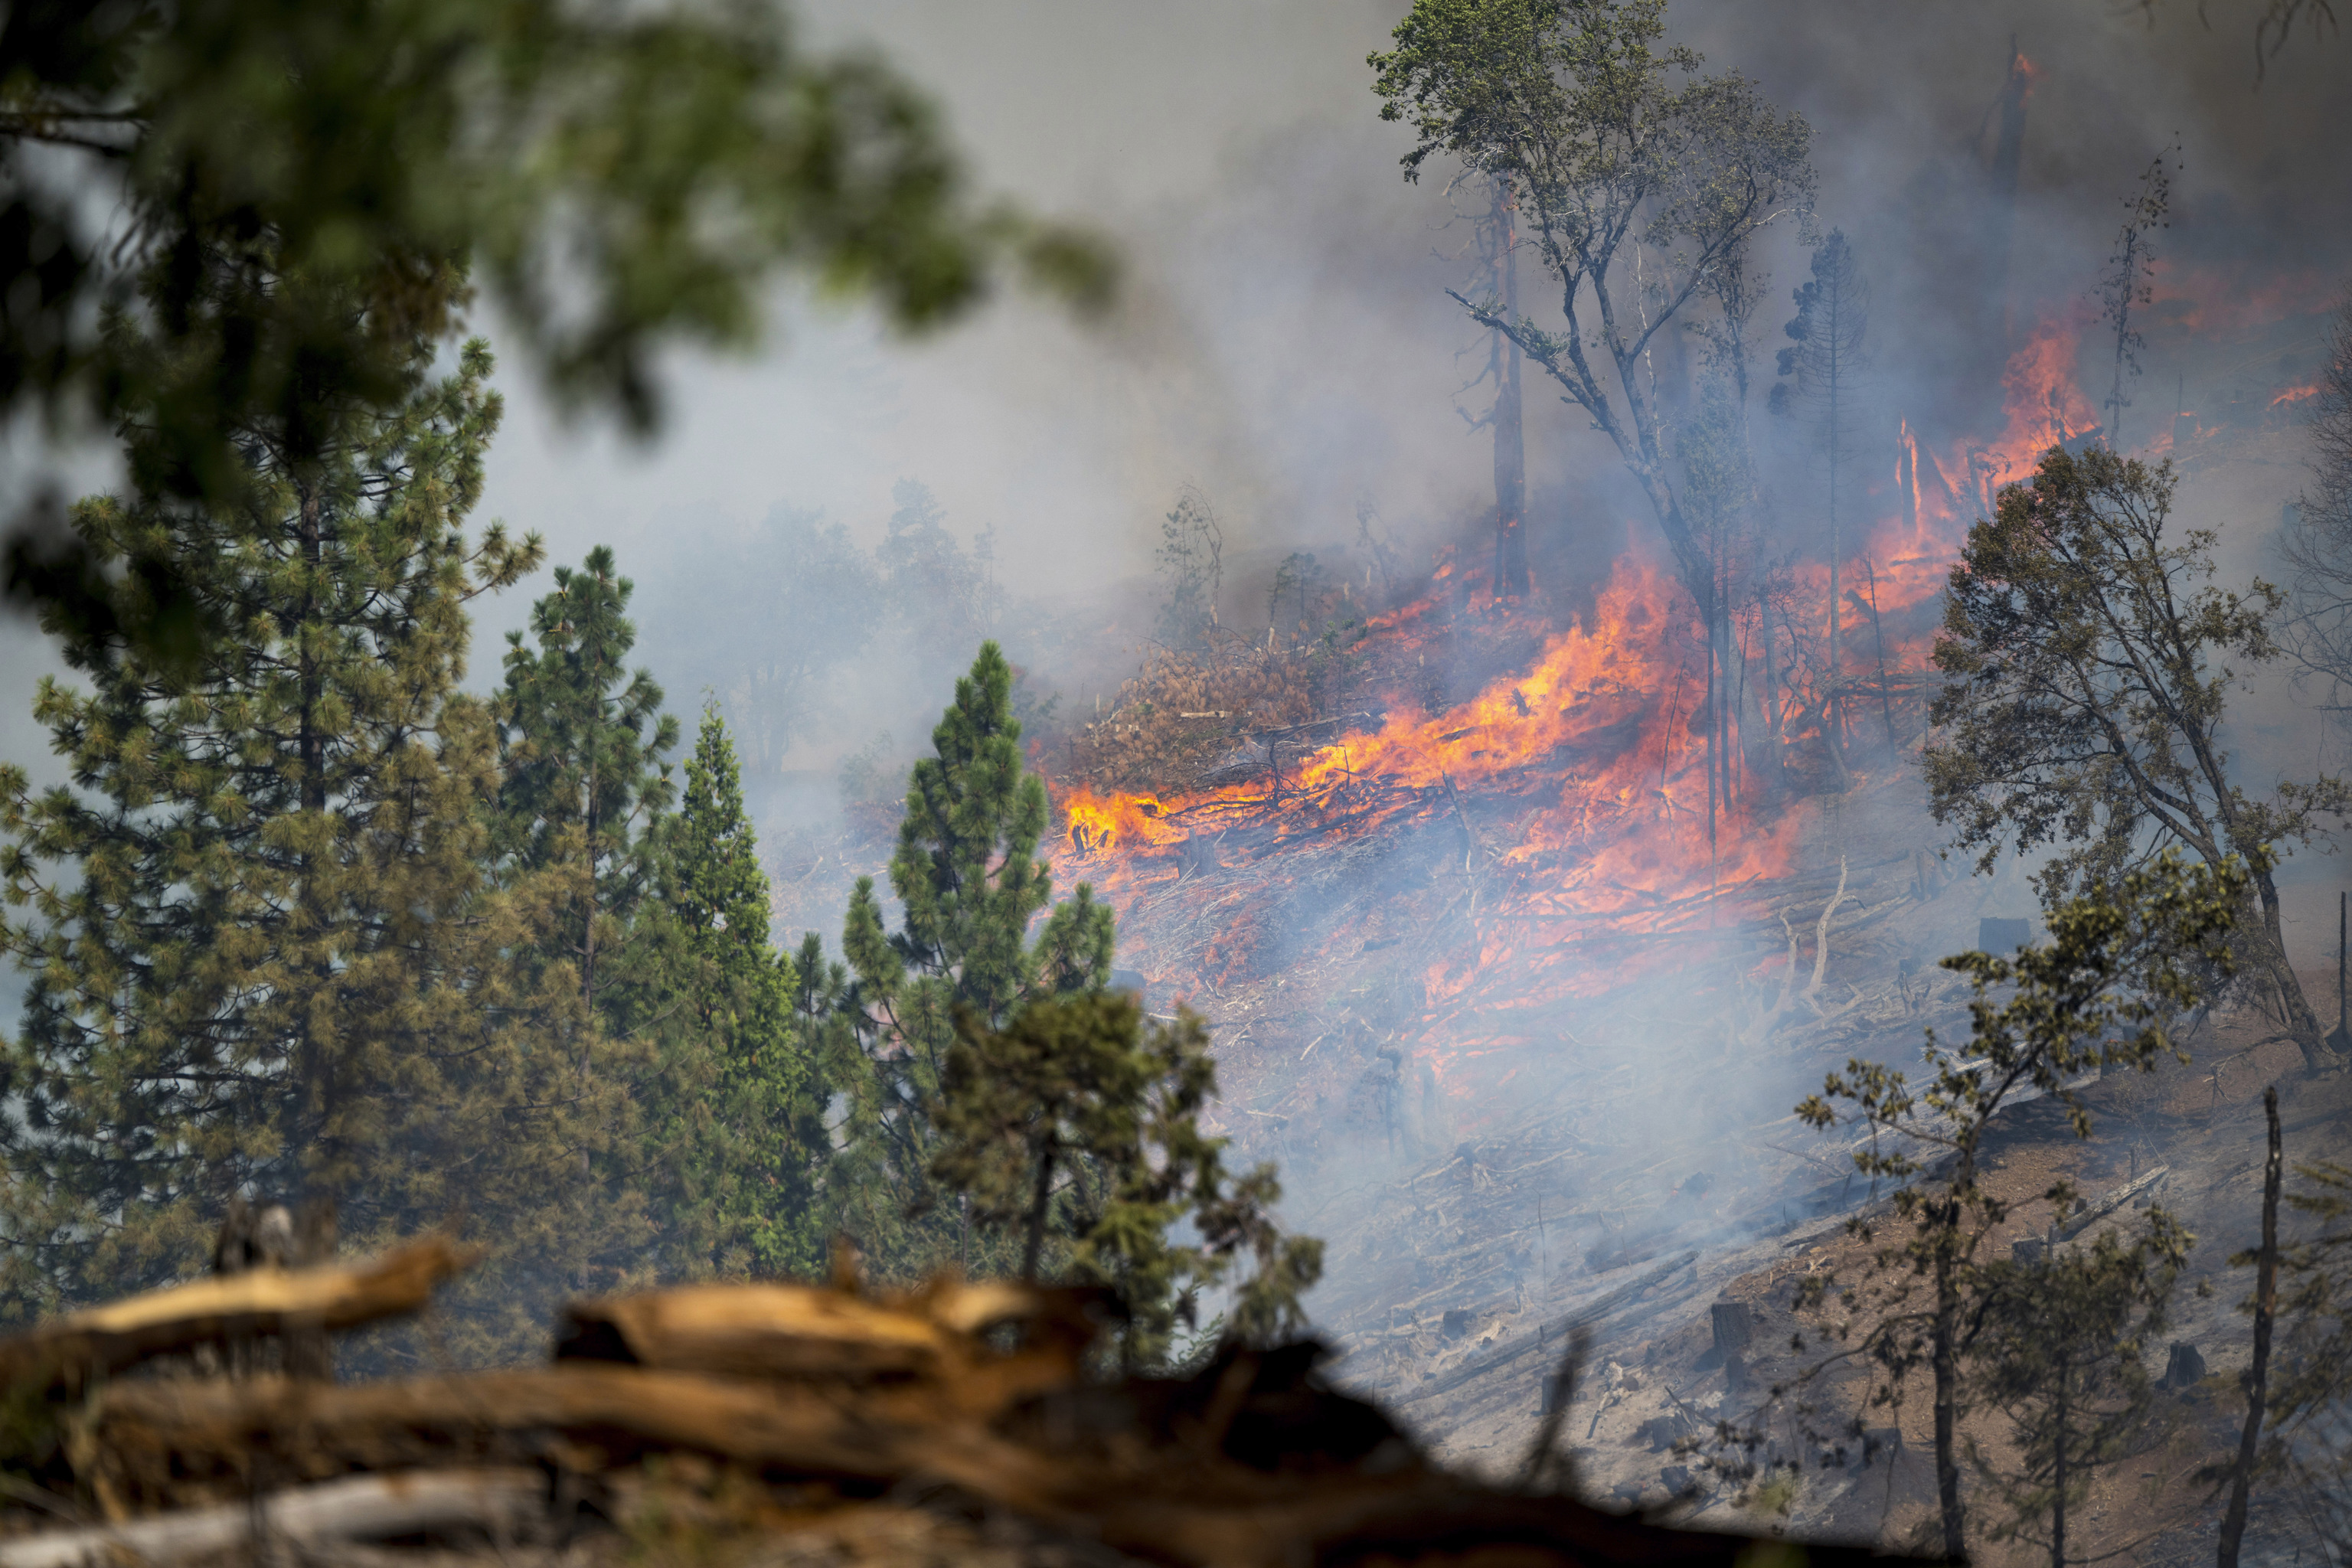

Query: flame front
<box><xmin>1057</xmin><ymin>557</ymin><xmax>1817</xmax><ymax>1048</ymax></box>
<box><xmin>1042</xmin><ymin>272</ymin><xmax>2327</xmax><ymax>1094</ymax></box>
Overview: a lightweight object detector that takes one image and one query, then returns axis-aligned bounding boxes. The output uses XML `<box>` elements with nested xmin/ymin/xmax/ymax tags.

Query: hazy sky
<box><xmin>460</xmin><ymin>0</ymin><xmax>2350</xmax><ymax>642</ymax></box>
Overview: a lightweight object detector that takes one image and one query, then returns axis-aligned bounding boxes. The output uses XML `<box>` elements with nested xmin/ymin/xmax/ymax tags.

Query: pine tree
<box><xmin>933</xmin><ymin>991</ymin><xmax>1323</xmax><ymax>1367</ymax></box>
<box><xmin>647</xmin><ymin>704</ymin><xmax>826</xmax><ymax>1277</ymax></box>
<box><xmin>1967</xmin><ymin>1218</ymin><xmax>2187</xmax><ymax>1568</ymax></box>
<box><xmin>492</xmin><ymin>547</ymin><xmax>680</xmax><ymax>1287</ymax></box>
<box><xmin>496</xmin><ymin>547</ymin><xmax>678</xmax><ymax>1011</ymax></box>
<box><xmin>827</xmin><ymin>642</ymin><xmax>1114</xmax><ymax>1279</ymax></box>
<box><xmin>0</xmin><ymin>335</ymin><xmax>564</xmax><ymax>1319</ymax></box>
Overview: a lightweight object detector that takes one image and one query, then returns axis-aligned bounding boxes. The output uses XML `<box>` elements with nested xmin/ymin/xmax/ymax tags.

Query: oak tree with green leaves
<box><xmin>1369</xmin><ymin>0</ymin><xmax>1811</xmax><ymax>639</ymax></box>
<box><xmin>1795</xmin><ymin>851</ymin><xmax>2242</xmax><ymax>1560</ymax></box>
<box><xmin>1925</xmin><ymin>444</ymin><xmax>2350</xmax><ymax>1071</ymax></box>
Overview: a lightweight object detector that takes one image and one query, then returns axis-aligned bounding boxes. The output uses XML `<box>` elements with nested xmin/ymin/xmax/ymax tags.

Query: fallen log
<box><xmin>0</xmin><ymin>1468</ymin><xmax>543</xmax><ymax>1568</ymax></box>
<box><xmin>1396</xmin><ymin>1251</ymin><xmax>1698</xmax><ymax>1406</ymax></box>
<box><xmin>0</xmin><ymin>1236</ymin><xmax>480</xmax><ymax>1393</ymax></box>
<box><xmin>87</xmin><ymin>1364</ymin><xmax>1070</xmax><ymax>1515</ymax></box>
<box><xmin>2056</xmin><ymin>1165</ymin><xmax>2171</xmax><ymax>1242</ymax></box>
<box><xmin>552</xmin><ymin>1276</ymin><xmax>1109</xmax><ymax>1415</ymax></box>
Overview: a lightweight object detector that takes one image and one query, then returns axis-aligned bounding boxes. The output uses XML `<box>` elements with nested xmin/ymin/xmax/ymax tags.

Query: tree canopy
<box><xmin>0</xmin><ymin>0</ymin><xmax>1113</xmax><ymax>665</ymax></box>
<box><xmin>1369</xmin><ymin>0</ymin><xmax>1812</xmax><ymax>630</ymax></box>
<box><xmin>1925</xmin><ymin>444</ymin><xmax>2348</xmax><ymax>1069</ymax></box>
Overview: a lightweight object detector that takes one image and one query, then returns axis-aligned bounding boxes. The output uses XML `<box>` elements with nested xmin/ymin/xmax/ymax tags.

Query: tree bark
<box><xmin>2217</xmin><ymin>1085</ymin><xmax>2281</xmax><ymax>1568</ymax></box>
<box><xmin>1932</xmin><ymin>1186</ymin><xmax>1967</xmax><ymax>1560</ymax></box>
<box><xmin>1021</xmin><ymin>1142</ymin><xmax>1057</xmax><ymax>1282</ymax></box>
<box><xmin>292</xmin><ymin>480</ymin><xmax>335</xmax><ymax>1212</ymax></box>
<box><xmin>1489</xmin><ymin>183</ymin><xmax>1527</xmax><ymax>598</ymax></box>
<box><xmin>2050</xmin><ymin>1364</ymin><xmax>2068</xmax><ymax>1568</ymax></box>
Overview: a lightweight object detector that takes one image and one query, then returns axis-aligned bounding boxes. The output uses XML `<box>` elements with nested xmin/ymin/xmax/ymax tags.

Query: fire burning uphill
<box><xmin>1062</xmin><ymin>557</ymin><xmax>1805</xmax><ymax>923</ymax></box>
<box><xmin>1044</xmin><ymin>286</ymin><xmax>2317</xmax><ymax>1081</ymax></box>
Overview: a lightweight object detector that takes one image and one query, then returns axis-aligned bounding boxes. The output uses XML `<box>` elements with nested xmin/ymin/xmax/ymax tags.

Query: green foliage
<box><xmin>932</xmin><ymin>992</ymin><xmax>1323</xmax><ymax>1364</ymax></box>
<box><xmin>1369</xmin><ymin>0</ymin><xmax>1811</xmax><ymax>627</ymax></box>
<box><xmin>495</xmin><ymin>547</ymin><xmax>676</xmax><ymax>1018</ymax></box>
<box><xmin>1926</xmin><ymin>444</ymin><xmax>2349</xmax><ymax>1065</ymax></box>
<box><xmin>0</xmin><ymin>335</ymin><xmax>611</xmax><ymax>1344</ymax></box>
<box><xmin>1793</xmin><ymin>851</ymin><xmax>2243</xmax><ymax>1559</ymax></box>
<box><xmin>1965</xmin><ymin>1217</ymin><xmax>2190</xmax><ymax>1568</ymax></box>
<box><xmin>646</xmin><ymin>706</ymin><xmax>826</xmax><ymax>1279</ymax></box>
<box><xmin>0</xmin><ymin>0</ymin><xmax>1112</xmax><ymax>665</ymax></box>
<box><xmin>825</xmin><ymin>642</ymin><xmax>1116</xmax><ymax>1279</ymax></box>
<box><xmin>492</xmin><ymin>546</ymin><xmax>685</xmax><ymax>1289</ymax></box>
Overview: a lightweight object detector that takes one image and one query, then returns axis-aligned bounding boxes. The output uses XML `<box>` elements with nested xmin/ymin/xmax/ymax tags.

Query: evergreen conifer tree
<box><xmin>0</xmin><ymin>336</ymin><xmax>567</xmax><ymax>1322</ymax></box>
<box><xmin>828</xmin><ymin>642</ymin><xmax>1113</xmax><ymax>1278</ymax></box>
<box><xmin>492</xmin><ymin>547</ymin><xmax>680</xmax><ymax>1285</ymax></box>
<box><xmin>1966</xmin><ymin>1218</ymin><xmax>2187</xmax><ymax>1568</ymax></box>
<box><xmin>647</xmin><ymin>704</ymin><xmax>826</xmax><ymax>1277</ymax></box>
<box><xmin>496</xmin><ymin>547</ymin><xmax>678</xmax><ymax>1015</ymax></box>
<box><xmin>933</xmin><ymin>991</ymin><xmax>1323</xmax><ymax>1366</ymax></box>
<box><xmin>824</xmin><ymin>645</ymin><xmax>1321</xmax><ymax>1348</ymax></box>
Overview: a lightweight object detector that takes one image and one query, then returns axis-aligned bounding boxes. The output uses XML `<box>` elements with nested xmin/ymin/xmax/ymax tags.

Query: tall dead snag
<box><xmin>1926</xmin><ymin>444</ymin><xmax>2350</xmax><ymax>1071</ymax></box>
<box><xmin>1475</xmin><ymin>177</ymin><xmax>1529</xmax><ymax>598</ymax></box>
<box><xmin>2217</xmin><ymin>1084</ymin><xmax>2283</xmax><ymax>1568</ymax></box>
<box><xmin>1771</xmin><ymin>230</ymin><xmax>1870</xmax><ymax>785</ymax></box>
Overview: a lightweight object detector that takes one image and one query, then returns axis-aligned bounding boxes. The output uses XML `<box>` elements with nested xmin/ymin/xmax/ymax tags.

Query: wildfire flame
<box><xmin>1063</xmin><ymin>558</ymin><xmax>1803</xmax><ymax>913</ymax></box>
<box><xmin>1046</xmin><ymin>266</ymin><xmax>2325</xmax><ymax>1091</ymax></box>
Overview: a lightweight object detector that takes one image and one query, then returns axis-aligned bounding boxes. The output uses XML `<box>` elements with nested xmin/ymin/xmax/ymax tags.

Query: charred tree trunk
<box><xmin>1021</xmin><ymin>1141</ymin><xmax>1057</xmax><ymax>1282</ymax></box>
<box><xmin>2218</xmin><ymin>1086</ymin><xmax>2282</xmax><ymax>1568</ymax></box>
<box><xmin>1863</xmin><ymin>556</ymin><xmax>1899</xmax><ymax>755</ymax></box>
<box><xmin>1489</xmin><ymin>183</ymin><xmax>1528</xmax><ymax>598</ymax></box>
<box><xmin>293</xmin><ymin>481</ymin><xmax>335</xmax><ymax>1214</ymax></box>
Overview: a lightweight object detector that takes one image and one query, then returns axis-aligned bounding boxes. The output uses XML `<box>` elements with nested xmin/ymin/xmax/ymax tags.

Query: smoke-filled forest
<box><xmin>0</xmin><ymin>2</ymin><xmax>2347</xmax><ymax>1565</ymax></box>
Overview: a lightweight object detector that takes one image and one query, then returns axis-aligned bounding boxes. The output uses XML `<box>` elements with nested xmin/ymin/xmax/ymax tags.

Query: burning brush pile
<box><xmin>0</xmin><ymin>1229</ymin><xmax>1936</xmax><ymax>1567</ymax></box>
